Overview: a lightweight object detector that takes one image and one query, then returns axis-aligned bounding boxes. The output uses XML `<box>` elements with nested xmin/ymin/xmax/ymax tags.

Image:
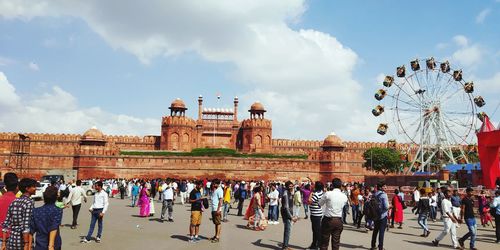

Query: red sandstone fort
<box><xmin>0</xmin><ymin>96</ymin><xmax>410</xmax><ymax>182</ymax></box>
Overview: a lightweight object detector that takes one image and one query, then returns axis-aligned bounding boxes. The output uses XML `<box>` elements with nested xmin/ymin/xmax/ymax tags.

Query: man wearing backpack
<box><xmin>370</xmin><ymin>181</ymin><xmax>389</xmax><ymax>250</ymax></box>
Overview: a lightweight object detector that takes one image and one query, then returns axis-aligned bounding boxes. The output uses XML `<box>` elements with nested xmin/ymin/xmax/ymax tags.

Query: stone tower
<box><xmin>160</xmin><ymin>98</ymin><xmax>196</xmax><ymax>151</ymax></box>
<box><xmin>240</xmin><ymin>102</ymin><xmax>272</xmax><ymax>153</ymax></box>
<box><xmin>318</xmin><ymin>132</ymin><xmax>349</xmax><ymax>182</ymax></box>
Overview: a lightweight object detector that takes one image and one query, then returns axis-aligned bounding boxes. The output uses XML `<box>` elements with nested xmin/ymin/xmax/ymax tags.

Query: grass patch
<box><xmin>120</xmin><ymin>148</ymin><xmax>307</xmax><ymax>159</ymax></box>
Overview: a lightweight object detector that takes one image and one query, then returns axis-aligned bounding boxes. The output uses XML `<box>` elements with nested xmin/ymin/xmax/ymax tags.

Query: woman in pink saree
<box><xmin>138</xmin><ymin>181</ymin><xmax>150</xmax><ymax>217</ymax></box>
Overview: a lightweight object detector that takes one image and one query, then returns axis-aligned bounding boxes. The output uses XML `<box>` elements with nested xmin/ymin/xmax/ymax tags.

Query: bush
<box><xmin>120</xmin><ymin>148</ymin><xmax>307</xmax><ymax>159</ymax></box>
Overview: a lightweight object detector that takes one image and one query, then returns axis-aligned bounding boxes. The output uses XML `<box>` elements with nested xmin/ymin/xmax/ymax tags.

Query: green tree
<box><xmin>362</xmin><ymin>147</ymin><xmax>403</xmax><ymax>175</ymax></box>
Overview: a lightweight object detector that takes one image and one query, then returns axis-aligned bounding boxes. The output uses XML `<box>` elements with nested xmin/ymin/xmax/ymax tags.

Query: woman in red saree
<box><xmin>392</xmin><ymin>189</ymin><xmax>404</xmax><ymax>228</ymax></box>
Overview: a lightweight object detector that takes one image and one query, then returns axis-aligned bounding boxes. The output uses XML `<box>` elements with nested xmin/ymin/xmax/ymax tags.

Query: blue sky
<box><xmin>0</xmin><ymin>0</ymin><xmax>499</xmax><ymax>142</ymax></box>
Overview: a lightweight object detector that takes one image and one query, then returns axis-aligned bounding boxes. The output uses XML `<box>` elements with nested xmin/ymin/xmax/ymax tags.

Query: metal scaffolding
<box><xmin>9</xmin><ymin>134</ymin><xmax>31</xmax><ymax>173</ymax></box>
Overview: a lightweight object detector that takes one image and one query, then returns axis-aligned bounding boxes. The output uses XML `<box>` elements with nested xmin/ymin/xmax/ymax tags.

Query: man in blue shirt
<box><xmin>31</xmin><ymin>186</ymin><xmax>63</xmax><ymax>250</ymax></box>
<box><xmin>131</xmin><ymin>182</ymin><xmax>139</xmax><ymax>207</ymax></box>
<box><xmin>371</xmin><ymin>181</ymin><xmax>389</xmax><ymax>250</ymax></box>
<box><xmin>210</xmin><ymin>179</ymin><xmax>223</xmax><ymax>243</ymax></box>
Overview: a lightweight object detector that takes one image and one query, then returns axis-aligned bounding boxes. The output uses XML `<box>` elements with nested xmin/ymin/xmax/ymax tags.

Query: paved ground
<box><xmin>48</xmin><ymin>197</ymin><xmax>498</xmax><ymax>250</ymax></box>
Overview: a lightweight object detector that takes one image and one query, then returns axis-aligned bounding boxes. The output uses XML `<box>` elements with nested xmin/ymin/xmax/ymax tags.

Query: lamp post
<box><xmin>3</xmin><ymin>159</ymin><xmax>8</xmax><ymax>168</ymax></box>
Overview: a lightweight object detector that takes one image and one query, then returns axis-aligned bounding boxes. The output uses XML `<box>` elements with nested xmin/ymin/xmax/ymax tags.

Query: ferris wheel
<box><xmin>372</xmin><ymin>57</ymin><xmax>486</xmax><ymax>173</ymax></box>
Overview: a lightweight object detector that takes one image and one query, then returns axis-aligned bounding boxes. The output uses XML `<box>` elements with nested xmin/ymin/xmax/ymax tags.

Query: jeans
<box><xmin>459</xmin><ymin>218</ymin><xmax>476</xmax><ymax>248</ymax></box>
<box><xmin>161</xmin><ymin>199</ymin><xmax>173</xmax><ymax>220</ymax></box>
<box><xmin>356</xmin><ymin>211</ymin><xmax>365</xmax><ymax>228</ymax></box>
<box><xmin>222</xmin><ymin>202</ymin><xmax>230</xmax><ymax>220</ymax></box>
<box><xmin>72</xmin><ymin>204</ymin><xmax>81</xmax><ymax>227</ymax></box>
<box><xmin>496</xmin><ymin>213</ymin><xmax>500</xmax><ymax>242</ymax></box>
<box><xmin>86</xmin><ymin>209</ymin><xmax>103</xmax><ymax>241</ymax></box>
<box><xmin>268</xmin><ymin>205</ymin><xmax>278</xmax><ymax>221</ymax></box>
<box><xmin>342</xmin><ymin>205</ymin><xmax>349</xmax><ymax>223</ymax></box>
<box><xmin>430</xmin><ymin>206</ymin><xmax>437</xmax><ymax>220</ymax></box>
<box><xmin>435</xmin><ymin>217</ymin><xmax>458</xmax><ymax>248</ymax></box>
<box><xmin>282</xmin><ymin>218</ymin><xmax>292</xmax><ymax>248</ymax></box>
<box><xmin>417</xmin><ymin>213</ymin><xmax>429</xmax><ymax>234</ymax></box>
<box><xmin>237</xmin><ymin>198</ymin><xmax>245</xmax><ymax>216</ymax></box>
<box><xmin>131</xmin><ymin>195</ymin><xmax>138</xmax><ymax>207</ymax></box>
<box><xmin>371</xmin><ymin>217</ymin><xmax>387</xmax><ymax>250</ymax></box>
<box><xmin>351</xmin><ymin>204</ymin><xmax>359</xmax><ymax>224</ymax></box>
<box><xmin>310</xmin><ymin>215</ymin><xmax>322</xmax><ymax>248</ymax></box>
<box><xmin>303</xmin><ymin>204</ymin><xmax>309</xmax><ymax>218</ymax></box>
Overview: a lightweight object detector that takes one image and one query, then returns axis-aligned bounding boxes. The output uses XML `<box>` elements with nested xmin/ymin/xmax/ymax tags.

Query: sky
<box><xmin>0</xmin><ymin>0</ymin><xmax>499</xmax><ymax>143</ymax></box>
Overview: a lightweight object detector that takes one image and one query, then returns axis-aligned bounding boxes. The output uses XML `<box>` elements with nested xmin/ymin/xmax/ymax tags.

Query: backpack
<box><xmin>364</xmin><ymin>193</ymin><xmax>383</xmax><ymax>221</ymax></box>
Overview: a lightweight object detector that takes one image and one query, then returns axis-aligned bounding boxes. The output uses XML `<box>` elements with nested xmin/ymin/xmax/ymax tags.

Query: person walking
<box><xmin>268</xmin><ymin>183</ymin><xmax>280</xmax><ymax>225</ymax></box>
<box><xmin>350</xmin><ymin>184</ymin><xmax>360</xmax><ymax>225</ymax></box>
<box><xmin>131</xmin><ymin>182</ymin><xmax>139</xmax><ymax>207</ymax></box>
<box><xmin>319</xmin><ymin>178</ymin><xmax>347</xmax><ymax>250</ymax></box>
<box><xmin>302</xmin><ymin>184</ymin><xmax>312</xmax><ymax>220</ymax></box>
<box><xmin>281</xmin><ymin>181</ymin><xmax>297</xmax><ymax>250</ymax></box>
<box><xmin>429</xmin><ymin>190</ymin><xmax>438</xmax><ymax>222</ymax></box>
<box><xmin>237</xmin><ymin>181</ymin><xmax>247</xmax><ymax>216</ymax></box>
<box><xmin>432</xmin><ymin>189</ymin><xmax>460</xmax><ymax>248</ymax></box>
<box><xmin>222</xmin><ymin>181</ymin><xmax>231</xmax><ymax>222</ymax></box>
<box><xmin>415</xmin><ymin>188</ymin><xmax>431</xmax><ymax>237</ymax></box>
<box><xmin>392</xmin><ymin>189</ymin><xmax>404</xmax><ymax>229</ymax></box>
<box><xmin>0</xmin><ymin>173</ymin><xmax>19</xmax><ymax>250</ymax></box>
<box><xmin>210</xmin><ymin>179</ymin><xmax>223</xmax><ymax>243</ymax></box>
<box><xmin>137</xmin><ymin>182</ymin><xmax>150</xmax><ymax>217</ymax></box>
<box><xmin>160</xmin><ymin>180</ymin><xmax>175</xmax><ymax>222</ymax></box>
<box><xmin>492</xmin><ymin>189</ymin><xmax>500</xmax><ymax>243</ymax></box>
<box><xmin>65</xmin><ymin>180</ymin><xmax>87</xmax><ymax>229</ymax></box>
<box><xmin>81</xmin><ymin>181</ymin><xmax>109</xmax><ymax>243</ymax></box>
<box><xmin>308</xmin><ymin>181</ymin><xmax>324</xmax><ymax>250</ymax></box>
<box><xmin>370</xmin><ymin>181</ymin><xmax>390</xmax><ymax>250</ymax></box>
<box><xmin>293</xmin><ymin>186</ymin><xmax>302</xmax><ymax>218</ymax></box>
<box><xmin>1</xmin><ymin>178</ymin><xmax>37</xmax><ymax>250</ymax></box>
<box><xmin>188</xmin><ymin>181</ymin><xmax>204</xmax><ymax>243</ymax></box>
<box><xmin>458</xmin><ymin>187</ymin><xmax>477</xmax><ymax>250</ymax></box>
<box><xmin>31</xmin><ymin>186</ymin><xmax>63</xmax><ymax>250</ymax></box>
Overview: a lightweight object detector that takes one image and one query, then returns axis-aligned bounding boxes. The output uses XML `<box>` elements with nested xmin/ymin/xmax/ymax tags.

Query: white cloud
<box><xmin>476</xmin><ymin>72</ymin><xmax>500</xmax><ymax>94</ymax></box>
<box><xmin>0</xmin><ymin>0</ymin><xmax>378</xmax><ymax>140</ymax></box>
<box><xmin>476</xmin><ymin>8</ymin><xmax>491</xmax><ymax>24</ymax></box>
<box><xmin>0</xmin><ymin>71</ymin><xmax>158</xmax><ymax>135</ymax></box>
<box><xmin>28</xmin><ymin>61</ymin><xmax>39</xmax><ymax>71</ymax></box>
<box><xmin>447</xmin><ymin>35</ymin><xmax>483</xmax><ymax>68</ymax></box>
<box><xmin>453</xmin><ymin>35</ymin><xmax>468</xmax><ymax>47</ymax></box>
<box><xmin>0</xmin><ymin>56</ymin><xmax>15</xmax><ymax>66</ymax></box>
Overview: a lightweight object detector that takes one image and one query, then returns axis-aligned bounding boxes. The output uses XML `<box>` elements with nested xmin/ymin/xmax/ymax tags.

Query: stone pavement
<box><xmin>51</xmin><ymin>197</ymin><xmax>498</xmax><ymax>250</ymax></box>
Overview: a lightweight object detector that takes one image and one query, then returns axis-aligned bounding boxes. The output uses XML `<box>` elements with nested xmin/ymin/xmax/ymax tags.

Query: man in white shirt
<box><xmin>319</xmin><ymin>178</ymin><xmax>348</xmax><ymax>250</ymax></box>
<box><xmin>210</xmin><ymin>179</ymin><xmax>223</xmax><ymax>243</ymax></box>
<box><xmin>82</xmin><ymin>181</ymin><xmax>109</xmax><ymax>243</ymax></box>
<box><xmin>65</xmin><ymin>180</ymin><xmax>87</xmax><ymax>229</ymax></box>
<box><xmin>432</xmin><ymin>189</ymin><xmax>460</xmax><ymax>248</ymax></box>
<box><xmin>267</xmin><ymin>184</ymin><xmax>280</xmax><ymax>224</ymax></box>
<box><xmin>160</xmin><ymin>180</ymin><xmax>175</xmax><ymax>222</ymax></box>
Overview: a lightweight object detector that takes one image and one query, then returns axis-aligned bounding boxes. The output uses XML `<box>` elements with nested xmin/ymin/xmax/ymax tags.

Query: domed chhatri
<box><xmin>170</xmin><ymin>98</ymin><xmax>187</xmax><ymax>110</ymax></box>
<box><xmin>322</xmin><ymin>132</ymin><xmax>345</xmax><ymax>151</ymax></box>
<box><xmin>249</xmin><ymin>102</ymin><xmax>265</xmax><ymax>112</ymax></box>
<box><xmin>81</xmin><ymin>126</ymin><xmax>106</xmax><ymax>142</ymax></box>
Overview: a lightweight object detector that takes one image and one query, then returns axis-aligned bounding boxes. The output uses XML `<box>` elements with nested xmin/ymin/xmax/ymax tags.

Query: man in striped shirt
<box><xmin>308</xmin><ymin>181</ymin><xmax>324</xmax><ymax>250</ymax></box>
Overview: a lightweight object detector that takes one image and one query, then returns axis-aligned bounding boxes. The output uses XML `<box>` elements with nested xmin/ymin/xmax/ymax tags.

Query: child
<box><xmin>482</xmin><ymin>197</ymin><xmax>495</xmax><ymax>228</ymax></box>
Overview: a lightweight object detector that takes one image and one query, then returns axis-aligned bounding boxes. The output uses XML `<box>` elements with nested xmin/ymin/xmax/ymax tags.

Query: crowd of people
<box><xmin>0</xmin><ymin>173</ymin><xmax>498</xmax><ymax>250</ymax></box>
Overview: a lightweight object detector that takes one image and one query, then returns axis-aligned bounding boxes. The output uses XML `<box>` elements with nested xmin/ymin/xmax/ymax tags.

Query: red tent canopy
<box><xmin>477</xmin><ymin>115</ymin><xmax>500</xmax><ymax>188</ymax></box>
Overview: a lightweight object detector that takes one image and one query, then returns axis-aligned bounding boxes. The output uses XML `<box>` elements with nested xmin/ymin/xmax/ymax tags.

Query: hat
<box><xmin>241</xmin><ymin>181</ymin><xmax>246</xmax><ymax>184</ymax></box>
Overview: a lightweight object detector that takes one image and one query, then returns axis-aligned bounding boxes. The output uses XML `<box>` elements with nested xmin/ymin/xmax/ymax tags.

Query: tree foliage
<box><xmin>362</xmin><ymin>147</ymin><xmax>404</xmax><ymax>175</ymax></box>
